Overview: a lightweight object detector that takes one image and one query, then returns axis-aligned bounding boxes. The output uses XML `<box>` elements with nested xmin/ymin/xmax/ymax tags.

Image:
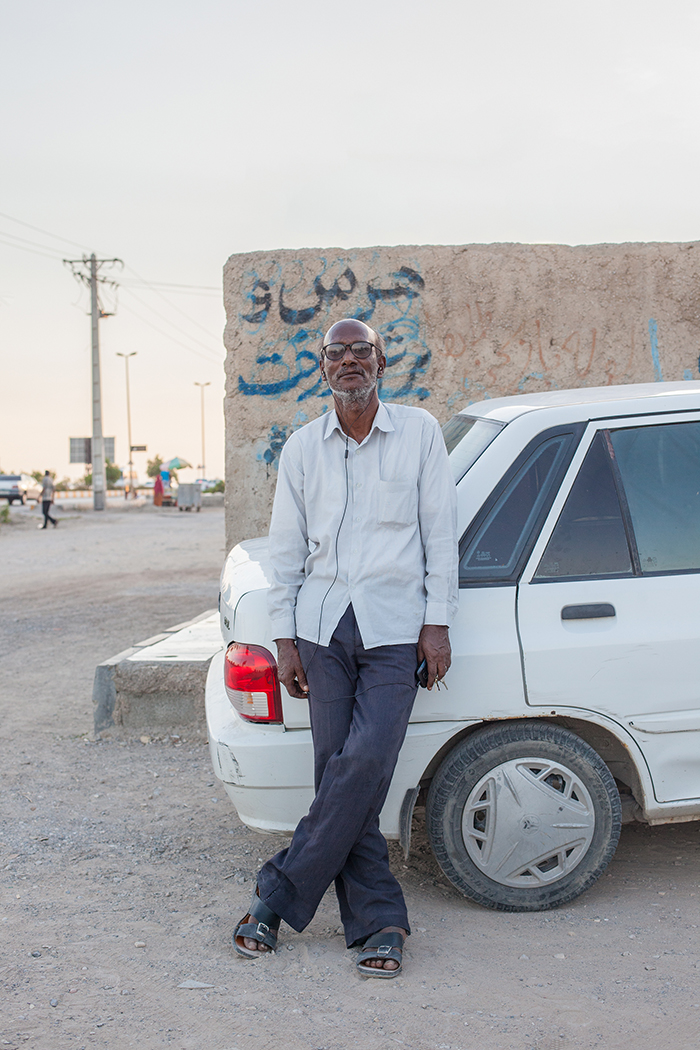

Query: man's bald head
<box><xmin>322</xmin><ymin>318</ymin><xmax>385</xmax><ymax>355</ymax></box>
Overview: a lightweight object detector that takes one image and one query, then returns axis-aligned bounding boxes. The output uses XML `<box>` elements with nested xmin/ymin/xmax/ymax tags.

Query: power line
<box><xmin>120</xmin><ymin>285</ymin><xmax>223</xmax><ymax>355</ymax></box>
<box><xmin>0</xmin><ymin>234</ymin><xmax>66</xmax><ymax>261</ymax></box>
<box><xmin>1</xmin><ymin>207</ymin><xmax>219</xmax><ymax>288</ymax></box>
<box><xmin>120</xmin><ymin>279</ymin><xmax>220</xmax><ymax>292</ymax></box>
<box><xmin>1</xmin><ymin>209</ymin><xmax>224</xmax><ymax>363</ymax></box>
<box><xmin>0</xmin><ymin>209</ymin><xmax>92</xmax><ymax>251</ymax></box>
<box><xmin>117</xmin><ymin>299</ymin><xmax>223</xmax><ymax>365</ymax></box>
<box><xmin>5</xmin><ymin>235</ymin><xmax>221</xmax><ymax>363</ymax></box>
<box><xmin>123</xmin><ymin>264</ymin><xmax>222</xmax><ymax>343</ymax></box>
<box><xmin>67</xmin><ymin>272</ymin><xmax>222</xmax><ymax>363</ymax></box>
<box><xmin>122</xmin><ymin>285</ymin><xmax>220</xmax><ymax>297</ymax></box>
<box><xmin>0</xmin><ymin>228</ymin><xmax>68</xmax><ymax>257</ymax></box>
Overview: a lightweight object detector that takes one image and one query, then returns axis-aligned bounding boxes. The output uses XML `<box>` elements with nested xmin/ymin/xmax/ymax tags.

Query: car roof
<box><xmin>459</xmin><ymin>381</ymin><xmax>700</xmax><ymax>423</ymax></box>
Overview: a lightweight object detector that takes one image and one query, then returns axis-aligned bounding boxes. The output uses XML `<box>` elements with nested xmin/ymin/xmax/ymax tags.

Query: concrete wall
<box><xmin>223</xmin><ymin>242</ymin><xmax>700</xmax><ymax>550</ymax></box>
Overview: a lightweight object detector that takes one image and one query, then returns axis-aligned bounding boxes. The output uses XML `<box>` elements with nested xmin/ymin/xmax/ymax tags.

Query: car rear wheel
<box><xmin>426</xmin><ymin>720</ymin><xmax>621</xmax><ymax>911</ymax></box>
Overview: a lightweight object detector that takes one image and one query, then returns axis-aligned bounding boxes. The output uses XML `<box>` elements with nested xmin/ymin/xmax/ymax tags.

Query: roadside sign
<box><xmin>70</xmin><ymin>437</ymin><xmax>115</xmax><ymax>464</ymax></box>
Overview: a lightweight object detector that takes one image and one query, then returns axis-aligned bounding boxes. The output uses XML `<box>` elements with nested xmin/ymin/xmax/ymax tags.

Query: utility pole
<box><xmin>64</xmin><ymin>253</ymin><xmax>122</xmax><ymax>511</ymax></box>
<box><xmin>117</xmin><ymin>352</ymin><xmax>137</xmax><ymax>498</ymax></box>
<box><xmin>194</xmin><ymin>381</ymin><xmax>211</xmax><ymax>481</ymax></box>
<box><xmin>89</xmin><ymin>254</ymin><xmax>107</xmax><ymax>510</ymax></box>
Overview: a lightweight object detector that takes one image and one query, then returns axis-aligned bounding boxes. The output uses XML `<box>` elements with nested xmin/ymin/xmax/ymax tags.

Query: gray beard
<box><xmin>330</xmin><ymin>378</ymin><xmax>377</xmax><ymax>410</ymax></box>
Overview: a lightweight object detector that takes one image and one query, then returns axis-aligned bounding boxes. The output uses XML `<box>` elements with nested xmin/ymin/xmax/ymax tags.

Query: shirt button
<box><xmin>354</xmin><ymin>516</ymin><xmax>361</xmax><ymax>522</ymax></box>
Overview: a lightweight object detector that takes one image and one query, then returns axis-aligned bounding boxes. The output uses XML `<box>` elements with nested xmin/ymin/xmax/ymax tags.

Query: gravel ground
<box><xmin>2</xmin><ymin>500</ymin><xmax>700</xmax><ymax>1050</ymax></box>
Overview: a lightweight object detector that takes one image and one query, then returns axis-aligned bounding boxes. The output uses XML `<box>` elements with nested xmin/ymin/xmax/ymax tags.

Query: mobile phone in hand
<box><xmin>415</xmin><ymin>658</ymin><xmax>429</xmax><ymax>689</ymax></box>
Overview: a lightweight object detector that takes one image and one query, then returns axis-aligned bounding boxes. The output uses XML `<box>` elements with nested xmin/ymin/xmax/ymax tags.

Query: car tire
<box><xmin>426</xmin><ymin>720</ymin><xmax>621</xmax><ymax>912</ymax></box>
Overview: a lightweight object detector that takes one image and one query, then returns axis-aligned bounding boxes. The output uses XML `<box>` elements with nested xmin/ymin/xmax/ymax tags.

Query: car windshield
<box><xmin>442</xmin><ymin>415</ymin><xmax>504</xmax><ymax>483</ymax></box>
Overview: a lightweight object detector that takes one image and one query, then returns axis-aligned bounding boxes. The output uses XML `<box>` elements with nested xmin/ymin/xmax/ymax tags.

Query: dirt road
<box><xmin>2</xmin><ymin>501</ymin><xmax>700</xmax><ymax>1050</ymax></box>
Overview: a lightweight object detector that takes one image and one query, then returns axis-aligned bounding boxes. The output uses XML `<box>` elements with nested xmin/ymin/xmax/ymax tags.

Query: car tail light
<box><xmin>224</xmin><ymin>642</ymin><xmax>283</xmax><ymax>723</ymax></box>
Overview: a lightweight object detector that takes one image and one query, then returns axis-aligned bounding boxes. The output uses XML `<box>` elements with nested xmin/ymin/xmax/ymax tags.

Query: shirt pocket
<box><xmin>377</xmin><ymin>480</ymin><xmax>418</xmax><ymax>528</ymax></box>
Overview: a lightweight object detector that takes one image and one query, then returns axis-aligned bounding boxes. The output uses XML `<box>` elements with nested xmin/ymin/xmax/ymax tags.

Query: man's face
<box><xmin>320</xmin><ymin>320</ymin><xmax>386</xmax><ymax>403</ymax></box>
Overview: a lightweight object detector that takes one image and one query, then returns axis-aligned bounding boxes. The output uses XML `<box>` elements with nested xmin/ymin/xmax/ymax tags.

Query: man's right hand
<box><xmin>274</xmin><ymin>638</ymin><xmax>309</xmax><ymax>699</ymax></box>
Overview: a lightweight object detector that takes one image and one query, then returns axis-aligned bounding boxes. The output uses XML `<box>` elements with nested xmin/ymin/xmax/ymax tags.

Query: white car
<box><xmin>0</xmin><ymin>474</ymin><xmax>41</xmax><ymax>504</ymax></box>
<box><xmin>206</xmin><ymin>381</ymin><xmax>700</xmax><ymax>911</ymax></box>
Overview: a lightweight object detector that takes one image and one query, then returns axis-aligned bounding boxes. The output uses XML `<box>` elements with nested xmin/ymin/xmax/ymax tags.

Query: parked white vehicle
<box><xmin>0</xmin><ymin>473</ymin><xmax>41</xmax><ymax>504</ymax></box>
<box><xmin>206</xmin><ymin>381</ymin><xmax>700</xmax><ymax>911</ymax></box>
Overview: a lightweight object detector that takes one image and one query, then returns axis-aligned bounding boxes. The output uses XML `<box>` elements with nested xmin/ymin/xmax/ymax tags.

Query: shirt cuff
<box><xmin>269</xmin><ymin>613</ymin><xmax>297</xmax><ymax>640</ymax></box>
<box><xmin>424</xmin><ymin>602</ymin><xmax>453</xmax><ymax>628</ymax></box>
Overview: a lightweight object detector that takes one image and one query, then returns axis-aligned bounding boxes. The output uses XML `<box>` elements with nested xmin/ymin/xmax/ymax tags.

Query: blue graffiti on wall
<box><xmin>648</xmin><ymin>318</ymin><xmax>663</xmax><ymax>382</ymax></box>
<box><xmin>238</xmin><ymin>329</ymin><xmax>319</xmax><ymax>398</ymax></box>
<box><xmin>237</xmin><ymin>259</ymin><xmax>431</xmax><ymax>405</ymax></box>
<box><xmin>256</xmin><ymin>411</ymin><xmax>312</xmax><ymax>474</ymax></box>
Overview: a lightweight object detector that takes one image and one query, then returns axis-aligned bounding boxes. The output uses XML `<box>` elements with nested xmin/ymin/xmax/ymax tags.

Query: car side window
<box><xmin>610</xmin><ymin>421</ymin><xmax>700</xmax><ymax>573</ymax></box>
<box><xmin>460</xmin><ymin>435</ymin><xmax>570</xmax><ymax>581</ymax></box>
<box><xmin>535</xmin><ymin>431</ymin><xmax>633</xmax><ymax>580</ymax></box>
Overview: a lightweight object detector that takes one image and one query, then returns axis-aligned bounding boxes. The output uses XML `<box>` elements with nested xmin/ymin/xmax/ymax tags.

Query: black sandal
<box><xmin>233</xmin><ymin>887</ymin><xmax>281</xmax><ymax>958</ymax></box>
<box><xmin>356</xmin><ymin>931</ymin><xmax>404</xmax><ymax>978</ymax></box>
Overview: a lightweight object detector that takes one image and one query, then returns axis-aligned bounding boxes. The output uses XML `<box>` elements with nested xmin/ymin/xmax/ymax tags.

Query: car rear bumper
<box><xmin>205</xmin><ymin>649</ymin><xmax>473</xmax><ymax>839</ymax></box>
<box><xmin>206</xmin><ymin>650</ymin><xmax>314</xmax><ymax>833</ymax></box>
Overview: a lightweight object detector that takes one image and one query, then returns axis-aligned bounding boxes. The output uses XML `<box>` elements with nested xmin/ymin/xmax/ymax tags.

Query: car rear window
<box><xmin>0</xmin><ymin>475</ymin><xmax>21</xmax><ymax>482</ymax></box>
<box><xmin>442</xmin><ymin>415</ymin><xmax>504</xmax><ymax>483</ymax></box>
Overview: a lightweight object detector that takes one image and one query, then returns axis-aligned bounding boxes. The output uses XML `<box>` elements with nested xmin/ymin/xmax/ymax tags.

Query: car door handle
<box><xmin>561</xmin><ymin>603</ymin><xmax>616</xmax><ymax>620</ymax></box>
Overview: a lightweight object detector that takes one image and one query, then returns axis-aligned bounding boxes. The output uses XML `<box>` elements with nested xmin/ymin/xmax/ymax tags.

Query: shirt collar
<box><xmin>322</xmin><ymin>401</ymin><xmax>395</xmax><ymax>442</ymax></box>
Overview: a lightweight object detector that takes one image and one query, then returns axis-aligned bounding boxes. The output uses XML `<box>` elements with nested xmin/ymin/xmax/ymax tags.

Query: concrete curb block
<box><xmin>93</xmin><ymin>609</ymin><xmax>222</xmax><ymax>740</ymax></box>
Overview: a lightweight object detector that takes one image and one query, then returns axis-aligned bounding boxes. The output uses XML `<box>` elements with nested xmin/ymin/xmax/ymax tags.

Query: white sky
<box><xmin>3</xmin><ymin>0</ymin><xmax>700</xmax><ymax>482</ymax></box>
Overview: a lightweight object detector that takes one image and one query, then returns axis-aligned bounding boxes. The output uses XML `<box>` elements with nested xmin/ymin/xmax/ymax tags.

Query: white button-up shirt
<box><xmin>267</xmin><ymin>402</ymin><xmax>459</xmax><ymax>649</ymax></box>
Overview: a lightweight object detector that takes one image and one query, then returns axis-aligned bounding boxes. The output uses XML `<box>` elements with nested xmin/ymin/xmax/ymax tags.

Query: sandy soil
<box><xmin>2</xmin><ymin>499</ymin><xmax>700</xmax><ymax>1050</ymax></box>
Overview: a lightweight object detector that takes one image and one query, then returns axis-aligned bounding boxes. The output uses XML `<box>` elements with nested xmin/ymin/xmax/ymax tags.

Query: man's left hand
<box><xmin>417</xmin><ymin>625</ymin><xmax>451</xmax><ymax>690</ymax></box>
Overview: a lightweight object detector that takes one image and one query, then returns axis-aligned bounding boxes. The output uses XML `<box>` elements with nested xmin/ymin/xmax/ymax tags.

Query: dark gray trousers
<box><xmin>41</xmin><ymin>500</ymin><xmax>56</xmax><ymax>527</ymax></box>
<box><xmin>256</xmin><ymin>605</ymin><xmax>418</xmax><ymax>948</ymax></box>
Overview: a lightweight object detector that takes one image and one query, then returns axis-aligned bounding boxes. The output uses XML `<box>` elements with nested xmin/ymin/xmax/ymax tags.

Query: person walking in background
<box><xmin>153</xmin><ymin>473</ymin><xmax>164</xmax><ymax>507</ymax></box>
<box><xmin>40</xmin><ymin>470</ymin><xmax>57</xmax><ymax>529</ymax></box>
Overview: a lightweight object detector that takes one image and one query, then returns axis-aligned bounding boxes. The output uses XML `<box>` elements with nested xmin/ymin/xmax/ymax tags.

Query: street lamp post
<box><xmin>117</xmin><ymin>352</ymin><xmax>137</xmax><ymax>498</ymax></box>
<box><xmin>194</xmin><ymin>382</ymin><xmax>211</xmax><ymax>482</ymax></box>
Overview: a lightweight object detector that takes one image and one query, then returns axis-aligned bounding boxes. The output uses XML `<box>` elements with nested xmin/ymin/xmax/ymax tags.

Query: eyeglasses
<box><xmin>322</xmin><ymin>341</ymin><xmax>377</xmax><ymax>361</ymax></box>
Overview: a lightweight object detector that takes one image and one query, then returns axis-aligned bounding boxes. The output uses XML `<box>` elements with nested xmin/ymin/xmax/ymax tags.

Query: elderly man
<box><xmin>234</xmin><ymin>317</ymin><xmax>458</xmax><ymax>977</ymax></box>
